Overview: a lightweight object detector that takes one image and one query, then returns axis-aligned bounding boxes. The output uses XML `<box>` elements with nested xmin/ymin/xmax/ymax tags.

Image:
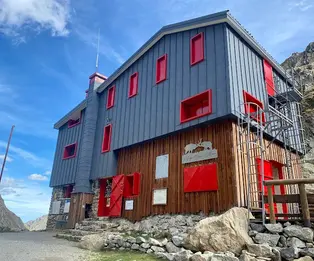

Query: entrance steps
<box><xmin>55</xmin><ymin>217</ymin><xmax>130</xmax><ymax>242</ymax></box>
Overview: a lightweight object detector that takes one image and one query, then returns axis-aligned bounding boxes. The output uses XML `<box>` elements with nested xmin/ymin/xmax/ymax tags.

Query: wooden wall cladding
<box><xmin>231</xmin><ymin>122</ymin><xmax>302</xmax><ymax>209</ymax></box>
<box><xmin>117</xmin><ymin>120</ymin><xmax>237</xmax><ymax>221</ymax></box>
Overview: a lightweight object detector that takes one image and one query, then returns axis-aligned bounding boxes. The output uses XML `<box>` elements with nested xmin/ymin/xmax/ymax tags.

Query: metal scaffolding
<box><xmin>237</xmin><ymin>68</ymin><xmax>305</xmax><ymax>224</ymax></box>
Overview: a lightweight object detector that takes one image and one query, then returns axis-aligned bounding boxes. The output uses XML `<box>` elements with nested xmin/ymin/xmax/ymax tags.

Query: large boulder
<box><xmin>0</xmin><ymin>195</ymin><xmax>25</xmax><ymax>232</ymax></box>
<box><xmin>79</xmin><ymin>234</ymin><xmax>105</xmax><ymax>251</ymax></box>
<box><xmin>283</xmin><ymin>225</ymin><xmax>313</xmax><ymax>243</ymax></box>
<box><xmin>184</xmin><ymin>207</ymin><xmax>253</xmax><ymax>255</ymax></box>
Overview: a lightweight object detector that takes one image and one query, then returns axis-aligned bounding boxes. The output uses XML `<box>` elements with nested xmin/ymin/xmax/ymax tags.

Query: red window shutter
<box><xmin>106</xmin><ymin>85</ymin><xmax>115</xmax><ymax>109</ymax></box>
<box><xmin>184</xmin><ymin>163</ymin><xmax>218</xmax><ymax>192</ymax></box>
<box><xmin>129</xmin><ymin>72</ymin><xmax>138</xmax><ymax>98</ymax></box>
<box><xmin>132</xmin><ymin>172</ymin><xmax>141</xmax><ymax>195</ymax></box>
<box><xmin>156</xmin><ymin>54</ymin><xmax>167</xmax><ymax>84</ymax></box>
<box><xmin>102</xmin><ymin>124</ymin><xmax>112</xmax><ymax>153</ymax></box>
<box><xmin>263</xmin><ymin>60</ymin><xmax>275</xmax><ymax>96</ymax></box>
<box><xmin>190</xmin><ymin>32</ymin><xmax>204</xmax><ymax>66</ymax></box>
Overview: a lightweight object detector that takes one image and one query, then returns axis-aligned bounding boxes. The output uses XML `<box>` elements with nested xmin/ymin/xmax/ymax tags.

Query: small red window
<box><xmin>180</xmin><ymin>89</ymin><xmax>212</xmax><ymax>123</ymax></box>
<box><xmin>156</xmin><ymin>54</ymin><xmax>167</xmax><ymax>84</ymax></box>
<box><xmin>63</xmin><ymin>143</ymin><xmax>77</xmax><ymax>159</ymax></box>
<box><xmin>107</xmin><ymin>85</ymin><xmax>116</xmax><ymax>109</ymax></box>
<box><xmin>102</xmin><ymin>124</ymin><xmax>112</xmax><ymax>153</ymax></box>
<box><xmin>184</xmin><ymin>163</ymin><xmax>218</xmax><ymax>192</ymax></box>
<box><xmin>129</xmin><ymin>72</ymin><xmax>138</xmax><ymax>98</ymax></box>
<box><xmin>64</xmin><ymin>185</ymin><xmax>73</xmax><ymax>198</ymax></box>
<box><xmin>190</xmin><ymin>32</ymin><xmax>204</xmax><ymax>66</ymax></box>
<box><xmin>243</xmin><ymin>91</ymin><xmax>265</xmax><ymax>123</ymax></box>
<box><xmin>263</xmin><ymin>60</ymin><xmax>275</xmax><ymax>96</ymax></box>
<box><xmin>124</xmin><ymin>172</ymin><xmax>141</xmax><ymax>197</ymax></box>
<box><xmin>68</xmin><ymin>112</ymin><xmax>81</xmax><ymax>128</ymax></box>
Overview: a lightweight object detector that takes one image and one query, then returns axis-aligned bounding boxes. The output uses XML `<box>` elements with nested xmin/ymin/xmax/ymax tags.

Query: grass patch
<box><xmin>89</xmin><ymin>250</ymin><xmax>159</xmax><ymax>261</ymax></box>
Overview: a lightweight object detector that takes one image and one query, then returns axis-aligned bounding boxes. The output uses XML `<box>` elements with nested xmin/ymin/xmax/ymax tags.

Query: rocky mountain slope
<box><xmin>281</xmin><ymin>42</ymin><xmax>314</xmax><ymax>191</ymax></box>
<box><xmin>0</xmin><ymin>194</ymin><xmax>25</xmax><ymax>232</ymax></box>
<box><xmin>25</xmin><ymin>215</ymin><xmax>48</xmax><ymax>231</ymax></box>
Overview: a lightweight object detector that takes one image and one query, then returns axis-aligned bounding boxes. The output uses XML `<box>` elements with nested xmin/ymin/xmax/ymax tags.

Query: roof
<box><xmin>96</xmin><ymin>10</ymin><xmax>290</xmax><ymax>93</ymax></box>
<box><xmin>54</xmin><ymin>10</ymin><xmax>290</xmax><ymax>129</ymax></box>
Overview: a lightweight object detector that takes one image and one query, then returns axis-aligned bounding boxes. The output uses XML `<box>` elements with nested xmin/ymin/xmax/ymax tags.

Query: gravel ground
<box><xmin>0</xmin><ymin>231</ymin><xmax>89</xmax><ymax>261</ymax></box>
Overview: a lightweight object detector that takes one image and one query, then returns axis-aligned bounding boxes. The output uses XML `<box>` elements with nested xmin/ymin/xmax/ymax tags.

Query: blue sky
<box><xmin>0</xmin><ymin>0</ymin><xmax>313</xmax><ymax>222</ymax></box>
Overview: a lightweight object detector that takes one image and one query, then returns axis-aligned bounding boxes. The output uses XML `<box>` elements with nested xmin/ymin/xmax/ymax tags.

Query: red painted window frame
<box><xmin>128</xmin><ymin>72</ymin><xmax>139</xmax><ymax>98</ymax></box>
<box><xmin>180</xmin><ymin>89</ymin><xmax>212</xmax><ymax>123</ymax></box>
<box><xmin>102</xmin><ymin>124</ymin><xmax>112</xmax><ymax>153</ymax></box>
<box><xmin>190</xmin><ymin>32</ymin><xmax>204</xmax><ymax>66</ymax></box>
<box><xmin>263</xmin><ymin>59</ymin><xmax>275</xmax><ymax>96</ymax></box>
<box><xmin>243</xmin><ymin>90</ymin><xmax>265</xmax><ymax>123</ymax></box>
<box><xmin>106</xmin><ymin>85</ymin><xmax>116</xmax><ymax>109</ymax></box>
<box><xmin>62</xmin><ymin>142</ymin><xmax>77</xmax><ymax>160</ymax></box>
<box><xmin>156</xmin><ymin>54</ymin><xmax>167</xmax><ymax>84</ymax></box>
<box><xmin>68</xmin><ymin>113</ymin><xmax>81</xmax><ymax>128</ymax></box>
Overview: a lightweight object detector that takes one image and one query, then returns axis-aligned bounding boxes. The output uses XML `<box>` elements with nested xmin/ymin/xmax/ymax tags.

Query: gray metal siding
<box><xmin>226</xmin><ymin>25</ymin><xmax>301</xmax><ymax>152</ymax></box>
<box><xmin>91</xmin><ymin>23</ymin><xmax>230</xmax><ymax>179</ymax></box>
<box><xmin>50</xmin><ymin>110</ymin><xmax>85</xmax><ymax>187</ymax></box>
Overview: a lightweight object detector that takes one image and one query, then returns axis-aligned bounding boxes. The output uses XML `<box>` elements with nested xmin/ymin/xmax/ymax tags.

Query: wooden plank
<box><xmin>264</xmin><ymin>178</ymin><xmax>314</xmax><ymax>186</ymax></box>
<box><xmin>264</xmin><ymin>194</ymin><xmax>300</xmax><ymax>204</ymax></box>
<box><xmin>267</xmin><ymin>186</ymin><xmax>276</xmax><ymax>224</ymax></box>
<box><xmin>299</xmin><ymin>183</ymin><xmax>311</xmax><ymax>227</ymax></box>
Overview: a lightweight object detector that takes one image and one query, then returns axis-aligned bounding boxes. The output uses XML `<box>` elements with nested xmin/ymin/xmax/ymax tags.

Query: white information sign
<box><xmin>125</xmin><ymin>200</ymin><xmax>134</xmax><ymax>210</ymax></box>
<box><xmin>51</xmin><ymin>201</ymin><xmax>61</xmax><ymax>214</ymax></box>
<box><xmin>153</xmin><ymin>189</ymin><xmax>167</xmax><ymax>205</ymax></box>
<box><xmin>156</xmin><ymin>154</ymin><xmax>169</xmax><ymax>179</ymax></box>
<box><xmin>63</xmin><ymin>199</ymin><xmax>71</xmax><ymax>213</ymax></box>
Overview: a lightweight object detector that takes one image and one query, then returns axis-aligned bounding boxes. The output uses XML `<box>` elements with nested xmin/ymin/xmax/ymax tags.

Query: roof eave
<box><xmin>53</xmin><ymin>100</ymin><xmax>87</xmax><ymax>129</ymax></box>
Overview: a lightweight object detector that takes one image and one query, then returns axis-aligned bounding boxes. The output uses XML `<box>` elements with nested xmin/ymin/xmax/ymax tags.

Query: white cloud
<box><xmin>28</xmin><ymin>173</ymin><xmax>48</xmax><ymax>181</ymax></box>
<box><xmin>0</xmin><ymin>154</ymin><xmax>13</xmax><ymax>162</ymax></box>
<box><xmin>1</xmin><ymin>176</ymin><xmax>51</xmax><ymax>222</ymax></box>
<box><xmin>0</xmin><ymin>141</ymin><xmax>52</xmax><ymax>168</ymax></box>
<box><xmin>44</xmin><ymin>170</ymin><xmax>51</xmax><ymax>176</ymax></box>
<box><xmin>0</xmin><ymin>0</ymin><xmax>71</xmax><ymax>39</ymax></box>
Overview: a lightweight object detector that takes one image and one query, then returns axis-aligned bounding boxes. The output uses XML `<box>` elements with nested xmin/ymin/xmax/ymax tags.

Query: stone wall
<box><xmin>91</xmin><ymin>180</ymin><xmax>99</xmax><ymax>218</ymax></box>
<box><xmin>46</xmin><ymin>186</ymin><xmax>69</xmax><ymax>230</ymax></box>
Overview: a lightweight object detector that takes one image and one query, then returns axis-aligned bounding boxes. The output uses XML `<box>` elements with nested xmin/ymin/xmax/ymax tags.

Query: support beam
<box><xmin>267</xmin><ymin>186</ymin><xmax>276</xmax><ymax>224</ymax></box>
<box><xmin>299</xmin><ymin>183</ymin><xmax>311</xmax><ymax>227</ymax></box>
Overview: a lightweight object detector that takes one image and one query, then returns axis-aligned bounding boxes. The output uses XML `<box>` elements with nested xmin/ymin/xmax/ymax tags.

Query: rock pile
<box><xmin>249</xmin><ymin>222</ymin><xmax>314</xmax><ymax>261</ymax></box>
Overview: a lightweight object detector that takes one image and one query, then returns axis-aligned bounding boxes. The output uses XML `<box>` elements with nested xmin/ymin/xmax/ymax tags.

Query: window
<box><xmin>263</xmin><ymin>60</ymin><xmax>275</xmax><ymax>96</ymax></box>
<box><xmin>64</xmin><ymin>185</ymin><xmax>73</xmax><ymax>198</ymax></box>
<box><xmin>68</xmin><ymin>112</ymin><xmax>81</xmax><ymax>128</ymax></box>
<box><xmin>106</xmin><ymin>85</ymin><xmax>116</xmax><ymax>109</ymax></box>
<box><xmin>190</xmin><ymin>32</ymin><xmax>204</xmax><ymax>65</ymax></box>
<box><xmin>129</xmin><ymin>72</ymin><xmax>138</xmax><ymax>98</ymax></box>
<box><xmin>124</xmin><ymin>172</ymin><xmax>141</xmax><ymax>197</ymax></box>
<box><xmin>63</xmin><ymin>143</ymin><xmax>77</xmax><ymax>159</ymax></box>
<box><xmin>102</xmin><ymin>124</ymin><xmax>112</xmax><ymax>153</ymax></box>
<box><xmin>156</xmin><ymin>54</ymin><xmax>167</xmax><ymax>84</ymax></box>
<box><xmin>184</xmin><ymin>163</ymin><xmax>218</xmax><ymax>192</ymax></box>
<box><xmin>243</xmin><ymin>91</ymin><xmax>265</xmax><ymax>123</ymax></box>
<box><xmin>155</xmin><ymin>154</ymin><xmax>169</xmax><ymax>179</ymax></box>
<box><xmin>180</xmin><ymin>89</ymin><xmax>212</xmax><ymax>123</ymax></box>
<box><xmin>50</xmin><ymin>201</ymin><xmax>61</xmax><ymax>214</ymax></box>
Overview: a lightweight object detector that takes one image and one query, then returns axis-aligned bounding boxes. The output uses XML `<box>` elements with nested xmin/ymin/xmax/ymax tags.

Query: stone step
<box><xmin>55</xmin><ymin>233</ymin><xmax>82</xmax><ymax>242</ymax></box>
<box><xmin>68</xmin><ymin>229</ymin><xmax>100</xmax><ymax>236</ymax></box>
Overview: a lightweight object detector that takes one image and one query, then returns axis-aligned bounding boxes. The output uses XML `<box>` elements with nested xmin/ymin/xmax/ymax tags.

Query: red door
<box><xmin>256</xmin><ymin>159</ymin><xmax>277</xmax><ymax>214</ymax></box>
<box><xmin>109</xmin><ymin>174</ymin><xmax>125</xmax><ymax>217</ymax></box>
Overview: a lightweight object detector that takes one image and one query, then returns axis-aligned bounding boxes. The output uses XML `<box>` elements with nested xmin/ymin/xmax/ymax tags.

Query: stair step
<box><xmin>68</xmin><ymin>229</ymin><xmax>100</xmax><ymax>236</ymax></box>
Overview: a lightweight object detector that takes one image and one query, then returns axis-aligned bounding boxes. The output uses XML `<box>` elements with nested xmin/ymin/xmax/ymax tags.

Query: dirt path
<box><xmin>0</xmin><ymin>231</ymin><xmax>89</xmax><ymax>261</ymax></box>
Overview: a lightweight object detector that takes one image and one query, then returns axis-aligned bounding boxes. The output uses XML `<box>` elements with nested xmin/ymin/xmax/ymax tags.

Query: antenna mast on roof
<box><xmin>0</xmin><ymin>125</ymin><xmax>14</xmax><ymax>184</ymax></box>
<box><xmin>95</xmin><ymin>28</ymin><xmax>100</xmax><ymax>72</ymax></box>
